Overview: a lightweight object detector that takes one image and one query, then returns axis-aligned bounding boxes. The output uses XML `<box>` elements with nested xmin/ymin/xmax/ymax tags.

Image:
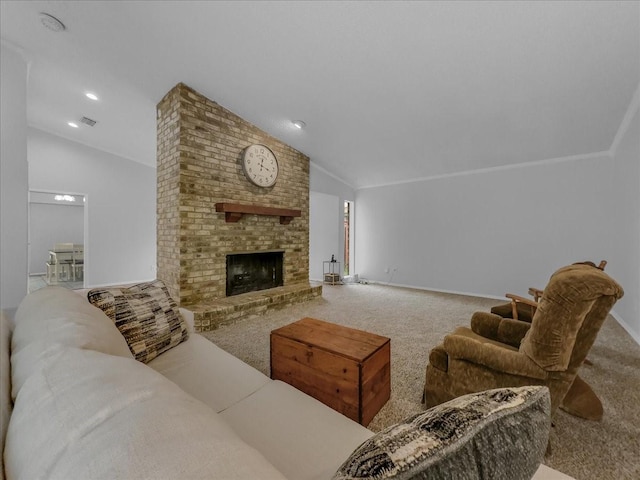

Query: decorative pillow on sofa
<box><xmin>333</xmin><ymin>386</ymin><xmax>550</xmax><ymax>480</ymax></box>
<box><xmin>87</xmin><ymin>280</ymin><xmax>188</xmax><ymax>363</ymax></box>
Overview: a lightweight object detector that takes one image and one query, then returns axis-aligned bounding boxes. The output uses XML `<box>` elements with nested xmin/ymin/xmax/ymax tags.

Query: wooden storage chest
<box><xmin>270</xmin><ymin>317</ymin><xmax>390</xmax><ymax>426</ymax></box>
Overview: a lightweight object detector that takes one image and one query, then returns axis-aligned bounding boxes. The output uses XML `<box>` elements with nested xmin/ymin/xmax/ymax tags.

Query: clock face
<box><xmin>242</xmin><ymin>144</ymin><xmax>279</xmax><ymax>188</ymax></box>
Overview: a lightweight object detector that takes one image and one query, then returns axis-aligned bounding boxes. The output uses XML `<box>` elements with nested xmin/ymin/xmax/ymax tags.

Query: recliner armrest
<box><xmin>444</xmin><ymin>329</ymin><xmax>547</xmax><ymax>380</ymax></box>
<box><xmin>428</xmin><ymin>344</ymin><xmax>448</xmax><ymax>372</ymax></box>
<box><xmin>470</xmin><ymin>311</ymin><xmax>531</xmax><ymax>348</ymax></box>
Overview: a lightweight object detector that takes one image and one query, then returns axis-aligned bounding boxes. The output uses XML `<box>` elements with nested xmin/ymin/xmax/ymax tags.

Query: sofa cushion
<box><xmin>220</xmin><ymin>380</ymin><xmax>375</xmax><ymax>480</ymax></box>
<box><xmin>333</xmin><ymin>386</ymin><xmax>550</xmax><ymax>480</ymax></box>
<box><xmin>147</xmin><ymin>334</ymin><xmax>270</xmax><ymax>413</ymax></box>
<box><xmin>10</xmin><ymin>287</ymin><xmax>133</xmax><ymax>400</ymax></box>
<box><xmin>4</xmin><ymin>347</ymin><xmax>288</xmax><ymax>480</ymax></box>
<box><xmin>88</xmin><ymin>280</ymin><xmax>189</xmax><ymax>363</ymax></box>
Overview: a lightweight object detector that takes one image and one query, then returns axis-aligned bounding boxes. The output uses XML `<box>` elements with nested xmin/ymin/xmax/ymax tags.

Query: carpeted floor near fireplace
<box><xmin>200</xmin><ymin>283</ymin><xmax>640</xmax><ymax>480</ymax></box>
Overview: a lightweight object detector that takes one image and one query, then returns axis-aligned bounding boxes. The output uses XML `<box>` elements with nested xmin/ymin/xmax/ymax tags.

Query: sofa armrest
<box><xmin>470</xmin><ymin>311</ymin><xmax>531</xmax><ymax>348</ymax></box>
<box><xmin>1</xmin><ymin>310</ymin><xmax>13</xmax><ymax>479</ymax></box>
<box><xmin>179</xmin><ymin>307</ymin><xmax>195</xmax><ymax>333</ymax></box>
<box><xmin>444</xmin><ymin>330</ymin><xmax>547</xmax><ymax>380</ymax></box>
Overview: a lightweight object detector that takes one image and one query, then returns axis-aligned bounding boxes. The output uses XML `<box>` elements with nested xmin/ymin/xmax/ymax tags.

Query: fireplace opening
<box><xmin>226</xmin><ymin>251</ymin><xmax>284</xmax><ymax>297</ymax></box>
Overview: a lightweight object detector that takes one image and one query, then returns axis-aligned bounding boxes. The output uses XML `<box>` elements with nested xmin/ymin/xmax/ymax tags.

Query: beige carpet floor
<box><xmin>200</xmin><ymin>283</ymin><xmax>640</xmax><ymax>480</ymax></box>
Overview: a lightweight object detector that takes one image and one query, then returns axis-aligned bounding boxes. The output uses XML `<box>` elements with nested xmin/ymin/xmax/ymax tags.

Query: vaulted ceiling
<box><xmin>1</xmin><ymin>1</ymin><xmax>638</xmax><ymax>189</ymax></box>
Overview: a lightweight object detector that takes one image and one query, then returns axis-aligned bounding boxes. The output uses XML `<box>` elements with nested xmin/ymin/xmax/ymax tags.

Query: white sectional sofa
<box><xmin>1</xmin><ymin>286</ymin><xmax>574</xmax><ymax>480</ymax></box>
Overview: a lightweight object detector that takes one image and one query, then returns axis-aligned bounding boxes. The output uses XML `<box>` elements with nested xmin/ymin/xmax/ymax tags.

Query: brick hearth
<box><xmin>191</xmin><ymin>283</ymin><xmax>322</xmax><ymax>331</ymax></box>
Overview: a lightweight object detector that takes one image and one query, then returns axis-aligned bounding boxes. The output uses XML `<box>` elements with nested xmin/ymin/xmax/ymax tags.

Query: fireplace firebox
<box><xmin>226</xmin><ymin>251</ymin><xmax>284</xmax><ymax>297</ymax></box>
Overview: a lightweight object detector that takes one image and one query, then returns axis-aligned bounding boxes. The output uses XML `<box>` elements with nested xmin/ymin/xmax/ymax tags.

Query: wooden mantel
<box><xmin>215</xmin><ymin>203</ymin><xmax>302</xmax><ymax>225</ymax></box>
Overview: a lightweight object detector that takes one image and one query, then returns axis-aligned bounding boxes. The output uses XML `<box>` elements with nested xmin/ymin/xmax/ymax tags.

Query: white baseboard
<box><xmin>610</xmin><ymin>310</ymin><xmax>640</xmax><ymax>346</ymax></box>
<box><xmin>365</xmin><ymin>280</ymin><xmax>506</xmax><ymax>302</ymax></box>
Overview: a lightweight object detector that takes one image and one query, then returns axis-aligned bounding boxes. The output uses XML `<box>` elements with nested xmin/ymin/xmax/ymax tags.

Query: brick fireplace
<box><xmin>156</xmin><ymin>83</ymin><xmax>320</xmax><ymax>331</ymax></box>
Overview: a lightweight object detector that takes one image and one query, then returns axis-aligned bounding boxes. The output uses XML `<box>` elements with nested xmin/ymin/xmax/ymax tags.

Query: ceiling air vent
<box><xmin>80</xmin><ymin>116</ymin><xmax>97</xmax><ymax>127</ymax></box>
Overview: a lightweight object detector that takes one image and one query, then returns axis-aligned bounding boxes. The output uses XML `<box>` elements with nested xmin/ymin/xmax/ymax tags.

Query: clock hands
<box><xmin>257</xmin><ymin>157</ymin><xmax>273</xmax><ymax>173</ymax></box>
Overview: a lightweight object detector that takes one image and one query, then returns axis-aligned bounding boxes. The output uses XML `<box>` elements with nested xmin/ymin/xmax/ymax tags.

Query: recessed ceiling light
<box><xmin>85</xmin><ymin>92</ymin><xmax>99</xmax><ymax>101</ymax></box>
<box><xmin>292</xmin><ymin>120</ymin><xmax>306</xmax><ymax>129</ymax></box>
<box><xmin>68</xmin><ymin>122</ymin><xmax>79</xmax><ymax>128</ymax></box>
<box><xmin>39</xmin><ymin>12</ymin><xmax>66</xmax><ymax>32</ymax></box>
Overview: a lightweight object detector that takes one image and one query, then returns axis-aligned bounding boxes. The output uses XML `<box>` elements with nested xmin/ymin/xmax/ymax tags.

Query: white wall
<box><xmin>28</xmin><ymin>128</ymin><xmax>156</xmax><ymax>287</ymax></box>
<box><xmin>0</xmin><ymin>43</ymin><xmax>29</xmax><ymax>312</ymax></box>
<box><xmin>356</xmin><ymin>154</ymin><xmax>615</xmax><ymax>300</ymax></box>
<box><xmin>314</xmin><ymin>84</ymin><xmax>637</xmax><ymax>343</ymax></box>
<box><xmin>608</xmin><ymin>92</ymin><xmax>639</xmax><ymax>342</ymax></box>
<box><xmin>309</xmin><ymin>192</ymin><xmax>340</xmax><ymax>281</ymax></box>
<box><xmin>29</xmin><ymin>202</ymin><xmax>84</xmax><ymax>275</ymax></box>
<box><xmin>309</xmin><ymin>163</ymin><xmax>356</xmax><ymax>276</ymax></box>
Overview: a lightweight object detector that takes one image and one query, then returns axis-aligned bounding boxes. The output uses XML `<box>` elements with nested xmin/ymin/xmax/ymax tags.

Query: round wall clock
<box><xmin>241</xmin><ymin>144</ymin><xmax>279</xmax><ymax>188</ymax></box>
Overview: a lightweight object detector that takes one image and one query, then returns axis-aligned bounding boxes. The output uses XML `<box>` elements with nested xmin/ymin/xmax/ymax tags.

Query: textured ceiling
<box><xmin>1</xmin><ymin>1</ymin><xmax>638</xmax><ymax>189</ymax></box>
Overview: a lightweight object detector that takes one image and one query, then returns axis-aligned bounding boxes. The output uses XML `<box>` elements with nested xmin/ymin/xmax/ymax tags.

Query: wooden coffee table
<box><xmin>270</xmin><ymin>317</ymin><xmax>390</xmax><ymax>426</ymax></box>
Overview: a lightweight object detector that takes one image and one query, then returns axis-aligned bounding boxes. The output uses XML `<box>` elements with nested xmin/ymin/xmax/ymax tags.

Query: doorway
<box><xmin>344</xmin><ymin>200</ymin><xmax>354</xmax><ymax>277</ymax></box>
<box><xmin>28</xmin><ymin>190</ymin><xmax>86</xmax><ymax>292</ymax></box>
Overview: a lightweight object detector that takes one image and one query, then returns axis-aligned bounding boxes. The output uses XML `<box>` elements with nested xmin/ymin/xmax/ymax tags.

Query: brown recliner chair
<box><xmin>490</xmin><ymin>261</ymin><xmax>608</xmax><ymax>322</ymax></box>
<box><xmin>424</xmin><ymin>263</ymin><xmax>623</xmax><ymax>420</ymax></box>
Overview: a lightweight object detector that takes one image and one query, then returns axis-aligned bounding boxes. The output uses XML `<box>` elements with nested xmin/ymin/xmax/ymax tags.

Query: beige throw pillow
<box><xmin>88</xmin><ymin>280</ymin><xmax>188</xmax><ymax>363</ymax></box>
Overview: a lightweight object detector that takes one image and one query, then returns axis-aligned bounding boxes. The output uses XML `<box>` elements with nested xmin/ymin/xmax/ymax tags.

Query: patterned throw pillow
<box><xmin>87</xmin><ymin>280</ymin><xmax>189</xmax><ymax>363</ymax></box>
<box><xmin>333</xmin><ymin>386</ymin><xmax>550</xmax><ymax>480</ymax></box>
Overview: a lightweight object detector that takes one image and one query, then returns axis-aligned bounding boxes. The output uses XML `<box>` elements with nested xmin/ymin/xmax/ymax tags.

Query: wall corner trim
<box><xmin>358</xmin><ymin>150</ymin><xmax>612</xmax><ymax>190</ymax></box>
<box><xmin>609</xmin><ymin>82</ymin><xmax>640</xmax><ymax>157</ymax></box>
<box><xmin>310</xmin><ymin>161</ymin><xmax>355</xmax><ymax>189</ymax></box>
